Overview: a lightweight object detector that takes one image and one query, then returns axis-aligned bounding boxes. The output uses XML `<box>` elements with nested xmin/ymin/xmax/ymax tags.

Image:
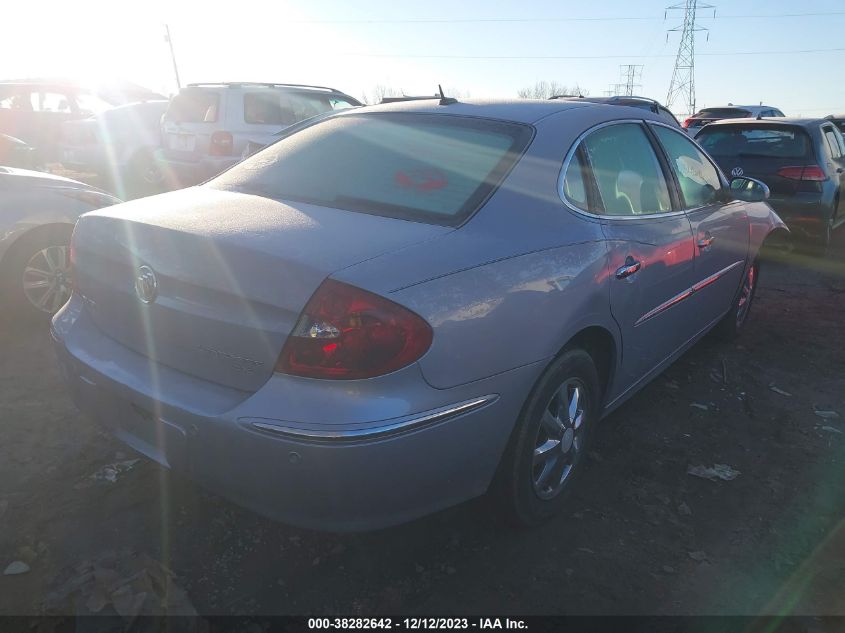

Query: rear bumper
<box><xmin>154</xmin><ymin>149</ymin><xmax>240</xmax><ymax>187</ymax></box>
<box><xmin>51</xmin><ymin>295</ymin><xmax>539</xmax><ymax>531</ymax></box>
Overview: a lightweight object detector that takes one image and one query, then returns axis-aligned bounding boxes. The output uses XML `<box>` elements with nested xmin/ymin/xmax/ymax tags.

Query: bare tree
<box><xmin>517</xmin><ymin>81</ymin><xmax>588</xmax><ymax>99</ymax></box>
<box><xmin>362</xmin><ymin>84</ymin><xmax>403</xmax><ymax>105</ymax></box>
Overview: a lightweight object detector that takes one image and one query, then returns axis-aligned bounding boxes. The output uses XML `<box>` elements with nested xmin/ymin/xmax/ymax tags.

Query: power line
<box><xmin>332</xmin><ymin>47</ymin><xmax>845</xmax><ymax>60</ymax></box>
<box><xmin>283</xmin><ymin>11</ymin><xmax>845</xmax><ymax>24</ymax></box>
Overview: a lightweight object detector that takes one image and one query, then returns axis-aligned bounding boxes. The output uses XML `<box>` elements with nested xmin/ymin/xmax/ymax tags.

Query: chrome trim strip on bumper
<box><xmin>247</xmin><ymin>394</ymin><xmax>499</xmax><ymax>442</ymax></box>
<box><xmin>635</xmin><ymin>260</ymin><xmax>745</xmax><ymax>327</ymax></box>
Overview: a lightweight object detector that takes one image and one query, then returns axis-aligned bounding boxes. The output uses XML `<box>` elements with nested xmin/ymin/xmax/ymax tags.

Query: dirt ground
<box><xmin>1</xmin><ymin>231</ymin><xmax>844</xmax><ymax>617</ymax></box>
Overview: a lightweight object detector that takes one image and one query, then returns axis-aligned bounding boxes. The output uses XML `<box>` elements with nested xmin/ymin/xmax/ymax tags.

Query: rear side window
<box><xmin>244</xmin><ymin>92</ymin><xmax>357</xmax><ymax>126</ymax></box>
<box><xmin>0</xmin><ymin>87</ymin><xmax>32</xmax><ymax>110</ymax></box>
<box><xmin>697</xmin><ymin>126</ymin><xmax>812</xmax><ymax>159</ymax></box>
<box><xmin>167</xmin><ymin>89</ymin><xmax>219</xmax><ymax>123</ymax></box>
<box><xmin>577</xmin><ymin>123</ymin><xmax>672</xmax><ymax>216</ymax></box>
<box><xmin>823</xmin><ymin>128</ymin><xmax>843</xmax><ymax>158</ymax></box>
<box><xmin>211</xmin><ymin>113</ymin><xmax>533</xmax><ymax>226</ymax></box>
<box><xmin>562</xmin><ymin>149</ymin><xmax>590</xmax><ymax>209</ymax></box>
<box><xmin>652</xmin><ymin>125</ymin><xmax>722</xmax><ymax>208</ymax></box>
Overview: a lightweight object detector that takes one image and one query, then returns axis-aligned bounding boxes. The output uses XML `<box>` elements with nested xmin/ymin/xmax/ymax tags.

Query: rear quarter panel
<box><xmin>747</xmin><ymin>200</ymin><xmax>788</xmax><ymax>257</ymax></box>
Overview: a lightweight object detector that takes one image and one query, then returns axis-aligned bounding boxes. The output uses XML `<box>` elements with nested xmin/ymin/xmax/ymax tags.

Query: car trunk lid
<box><xmin>72</xmin><ymin>187</ymin><xmax>449</xmax><ymax>392</ymax></box>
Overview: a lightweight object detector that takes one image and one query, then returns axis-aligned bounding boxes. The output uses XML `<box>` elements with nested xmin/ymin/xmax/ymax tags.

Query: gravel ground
<box><xmin>1</xmin><ymin>233</ymin><xmax>844</xmax><ymax>617</ymax></box>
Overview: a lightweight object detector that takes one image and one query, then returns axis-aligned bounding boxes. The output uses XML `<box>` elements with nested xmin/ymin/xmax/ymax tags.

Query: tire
<box><xmin>716</xmin><ymin>258</ymin><xmax>759</xmax><ymax>340</ymax></box>
<box><xmin>0</xmin><ymin>225</ymin><xmax>74</xmax><ymax>320</ymax></box>
<box><xmin>817</xmin><ymin>214</ymin><xmax>834</xmax><ymax>257</ymax></box>
<box><xmin>128</xmin><ymin>149</ymin><xmax>164</xmax><ymax>196</ymax></box>
<box><xmin>498</xmin><ymin>348</ymin><xmax>601</xmax><ymax>526</ymax></box>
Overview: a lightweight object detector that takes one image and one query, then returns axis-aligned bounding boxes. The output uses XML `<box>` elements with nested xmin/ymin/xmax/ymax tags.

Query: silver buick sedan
<box><xmin>52</xmin><ymin>99</ymin><xmax>786</xmax><ymax>531</ymax></box>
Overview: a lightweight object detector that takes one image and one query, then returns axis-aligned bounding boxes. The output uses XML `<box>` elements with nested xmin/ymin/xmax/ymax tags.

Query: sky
<box><xmin>2</xmin><ymin>0</ymin><xmax>843</xmax><ymax>118</ymax></box>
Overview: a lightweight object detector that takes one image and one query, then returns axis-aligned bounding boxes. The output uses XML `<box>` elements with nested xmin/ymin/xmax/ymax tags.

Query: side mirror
<box><xmin>729</xmin><ymin>176</ymin><xmax>770</xmax><ymax>202</ymax></box>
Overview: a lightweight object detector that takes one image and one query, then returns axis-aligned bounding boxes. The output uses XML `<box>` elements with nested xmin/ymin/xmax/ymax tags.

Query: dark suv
<box><xmin>549</xmin><ymin>95</ymin><xmax>681</xmax><ymax>128</ymax></box>
<box><xmin>696</xmin><ymin>118</ymin><xmax>845</xmax><ymax>250</ymax></box>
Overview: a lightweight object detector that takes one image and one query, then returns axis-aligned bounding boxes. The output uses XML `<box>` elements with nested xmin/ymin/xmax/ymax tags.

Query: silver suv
<box><xmin>155</xmin><ymin>82</ymin><xmax>360</xmax><ymax>187</ymax></box>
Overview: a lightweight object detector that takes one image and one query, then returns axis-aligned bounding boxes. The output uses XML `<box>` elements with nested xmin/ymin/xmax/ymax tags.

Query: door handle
<box><xmin>698</xmin><ymin>235</ymin><xmax>716</xmax><ymax>249</ymax></box>
<box><xmin>615</xmin><ymin>257</ymin><xmax>642</xmax><ymax>279</ymax></box>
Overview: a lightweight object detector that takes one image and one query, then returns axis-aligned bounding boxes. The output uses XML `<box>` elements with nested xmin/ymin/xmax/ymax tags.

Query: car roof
<box><xmin>185</xmin><ymin>82</ymin><xmax>346</xmax><ymax>94</ymax></box>
<box><xmin>698</xmin><ymin>105</ymin><xmax>774</xmax><ymax>110</ymax></box>
<box><xmin>334</xmin><ymin>98</ymin><xmax>603</xmax><ymax>124</ymax></box>
<box><xmin>698</xmin><ymin>117</ymin><xmax>827</xmax><ymax>129</ymax></box>
<box><xmin>551</xmin><ymin>95</ymin><xmax>666</xmax><ymax>108</ymax></box>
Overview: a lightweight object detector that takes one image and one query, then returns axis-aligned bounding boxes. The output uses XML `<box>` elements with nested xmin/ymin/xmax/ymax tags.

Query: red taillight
<box><xmin>777</xmin><ymin>165</ymin><xmax>828</xmax><ymax>181</ymax></box>
<box><xmin>210</xmin><ymin>131</ymin><xmax>233</xmax><ymax>156</ymax></box>
<box><xmin>682</xmin><ymin>117</ymin><xmax>693</xmax><ymax>129</ymax></box>
<box><xmin>276</xmin><ymin>279</ymin><xmax>433</xmax><ymax>380</ymax></box>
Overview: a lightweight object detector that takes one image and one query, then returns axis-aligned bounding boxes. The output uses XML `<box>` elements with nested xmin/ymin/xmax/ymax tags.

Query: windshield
<box><xmin>167</xmin><ymin>88</ymin><xmax>219</xmax><ymax>123</ymax></box>
<box><xmin>211</xmin><ymin>113</ymin><xmax>533</xmax><ymax>225</ymax></box>
<box><xmin>243</xmin><ymin>92</ymin><xmax>357</xmax><ymax>125</ymax></box>
<box><xmin>697</xmin><ymin>125</ymin><xmax>812</xmax><ymax>158</ymax></box>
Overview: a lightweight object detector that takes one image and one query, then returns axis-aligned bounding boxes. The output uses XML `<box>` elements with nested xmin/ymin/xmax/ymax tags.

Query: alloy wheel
<box><xmin>532</xmin><ymin>378</ymin><xmax>588</xmax><ymax>500</ymax></box>
<box><xmin>22</xmin><ymin>245</ymin><xmax>72</xmax><ymax>313</ymax></box>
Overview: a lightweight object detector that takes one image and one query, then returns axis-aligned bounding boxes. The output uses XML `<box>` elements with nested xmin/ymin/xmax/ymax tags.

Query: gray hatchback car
<box><xmin>53</xmin><ymin>99</ymin><xmax>786</xmax><ymax>531</ymax></box>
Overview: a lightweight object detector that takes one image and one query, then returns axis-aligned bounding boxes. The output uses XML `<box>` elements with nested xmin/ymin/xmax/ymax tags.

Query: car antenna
<box><xmin>438</xmin><ymin>84</ymin><xmax>458</xmax><ymax>106</ymax></box>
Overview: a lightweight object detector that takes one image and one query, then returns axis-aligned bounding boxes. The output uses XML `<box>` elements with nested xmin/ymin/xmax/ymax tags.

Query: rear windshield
<box><xmin>696</xmin><ymin>108</ymin><xmax>751</xmax><ymax>119</ymax></box>
<box><xmin>697</xmin><ymin>126</ymin><xmax>812</xmax><ymax>159</ymax></box>
<box><xmin>167</xmin><ymin>89</ymin><xmax>219</xmax><ymax>123</ymax></box>
<box><xmin>243</xmin><ymin>92</ymin><xmax>356</xmax><ymax>126</ymax></box>
<box><xmin>211</xmin><ymin>113</ymin><xmax>534</xmax><ymax>226</ymax></box>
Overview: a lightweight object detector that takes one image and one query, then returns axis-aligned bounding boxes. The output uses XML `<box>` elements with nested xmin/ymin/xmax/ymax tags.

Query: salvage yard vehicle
<box><xmin>0</xmin><ymin>80</ymin><xmax>120</xmax><ymax>162</ymax></box>
<box><xmin>60</xmin><ymin>99</ymin><xmax>169</xmax><ymax>195</ymax></box>
<box><xmin>53</xmin><ymin>99</ymin><xmax>786</xmax><ymax>531</ymax></box>
<box><xmin>155</xmin><ymin>82</ymin><xmax>360</xmax><ymax>187</ymax></box>
<box><xmin>683</xmin><ymin>104</ymin><xmax>785</xmax><ymax>135</ymax></box>
<box><xmin>696</xmin><ymin>118</ymin><xmax>845</xmax><ymax>251</ymax></box>
<box><xmin>0</xmin><ymin>167</ymin><xmax>120</xmax><ymax>316</ymax></box>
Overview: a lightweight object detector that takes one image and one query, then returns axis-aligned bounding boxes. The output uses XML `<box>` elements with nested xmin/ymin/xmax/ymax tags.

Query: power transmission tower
<box><xmin>619</xmin><ymin>64</ymin><xmax>643</xmax><ymax>96</ymax></box>
<box><xmin>665</xmin><ymin>1</ymin><xmax>714</xmax><ymax>117</ymax></box>
<box><xmin>164</xmin><ymin>24</ymin><xmax>182</xmax><ymax>91</ymax></box>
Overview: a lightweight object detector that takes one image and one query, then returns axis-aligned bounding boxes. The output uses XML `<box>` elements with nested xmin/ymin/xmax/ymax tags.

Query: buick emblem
<box><xmin>731</xmin><ymin>167</ymin><xmax>744</xmax><ymax>177</ymax></box>
<box><xmin>134</xmin><ymin>265</ymin><xmax>158</xmax><ymax>304</ymax></box>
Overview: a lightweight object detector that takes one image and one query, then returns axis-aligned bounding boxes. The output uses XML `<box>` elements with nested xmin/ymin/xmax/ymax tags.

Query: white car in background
<box><xmin>155</xmin><ymin>82</ymin><xmax>361</xmax><ymax>188</ymax></box>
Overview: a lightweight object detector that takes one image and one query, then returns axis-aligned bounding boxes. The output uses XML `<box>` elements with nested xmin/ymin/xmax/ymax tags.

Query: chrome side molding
<box><xmin>247</xmin><ymin>394</ymin><xmax>499</xmax><ymax>442</ymax></box>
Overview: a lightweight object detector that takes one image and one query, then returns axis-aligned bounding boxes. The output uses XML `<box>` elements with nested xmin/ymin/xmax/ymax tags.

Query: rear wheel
<box><xmin>499</xmin><ymin>348</ymin><xmax>600</xmax><ymax>526</ymax></box>
<box><xmin>716</xmin><ymin>258</ymin><xmax>758</xmax><ymax>340</ymax></box>
<box><xmin>1</xmin><ymin>225</ymin><xmax>73</xmax><ymax>319</ymax></box>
